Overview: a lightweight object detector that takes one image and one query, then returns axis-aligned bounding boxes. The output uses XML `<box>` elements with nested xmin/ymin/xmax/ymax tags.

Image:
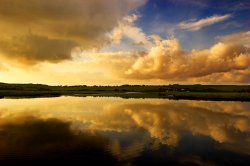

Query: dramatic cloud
<box><xmin>15</xmin><ymin>36</ymin><xmax>250</xmax><ymax>84</ymax></box>
<box><xmin>0</xmin><ymin>34</ymin><xmax>78</xmax><ymax>63</ymax></box>
<box><xmin>1</xmin><ymin>35</ymin><xmax>250</xmax><ymax>84</ymax></box>
<box><xmin>111</xmin><ymin>14</ymin><xmax>140</xmax><ymax>44</ymax></box>
<box><xmin>0</xmin><ymin>0</ymin><xmax>146</xmax><ymax>63</ymax></box>
<box><xmin>124</xmin><ymin>38</ymin><xmax>250</xmax><ymax>81</ymax></box>
<box><xmin>111</xmin><ymin>14</ymin><xmax>151</xmax><ymax>47</ymax></box>
<box><xmin>179</xmin><ymin>14</ymin><xmax>231</xmax><ymax>31</ymax></box>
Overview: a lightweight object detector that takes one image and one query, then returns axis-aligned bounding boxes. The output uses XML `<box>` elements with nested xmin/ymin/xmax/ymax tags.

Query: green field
<box><xmin>0</xmin><ymin>83</ymin><xmax>250</xmax><ymax>101</ymax></box>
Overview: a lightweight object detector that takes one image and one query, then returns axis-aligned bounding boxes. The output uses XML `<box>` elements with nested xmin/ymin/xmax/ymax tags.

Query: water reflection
<box><xmin>0</xmin><ymin>117</ymin><xmax>118</xmax><ymax>165</ymax></box>
<box><xmin>0</xmin><ymin>97</ymin><xmax>249</xmax><ymax>165</ymax></box>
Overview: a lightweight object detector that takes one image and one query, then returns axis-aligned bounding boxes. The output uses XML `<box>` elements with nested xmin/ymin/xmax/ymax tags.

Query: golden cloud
<box><xmin>119</xmin><ymin>38</ymin><xmax>250</xmax><ymax>82</ymax></box>
<box><xmin>0</xmin><ymin>33</ymin><xmax>78</xmax><ymax>64</ymax></box>
<box><xmin>0</xmin><ymin>0</ymin><xmax>145</xmax><ymax>63</ymax></box>
<box><xmin>1</xmin><ymin>29</ymin><xmax>250</xmax><ymax>84</ymax></box>
<box><xmin>111</xmin><ymin>14</ymin><xmax>150</xmax><ymax>46</ymax></box>
<box><xmin>2</xmin><ymin>38</ymin><xmax>249</xmax><ymax>84</ymax></box>
<box><xmin>57</xmin><ymin>35</ymin><xmax>249</xmax><ymax>83</ymax></box>
<box><xmin>190</xmin><ymin>69</ymin><xmax>250</xmax><ymax>83</ymax></box>
<box><xmin>217</xmin><ymin>31</ymin><xmax>250</xmax><ymax>47</ymax></box>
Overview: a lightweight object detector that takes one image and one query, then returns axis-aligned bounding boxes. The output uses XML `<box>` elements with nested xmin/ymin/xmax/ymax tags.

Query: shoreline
<box><xmin>1</xmin><ymin>83</ymin><xmax>250</xmax><ymax>101</ymax></box>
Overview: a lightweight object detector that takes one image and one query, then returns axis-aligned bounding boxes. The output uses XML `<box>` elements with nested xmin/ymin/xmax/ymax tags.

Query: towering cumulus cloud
<box><xmin>0</xmin><ymin>0</ymin><xmax>249</xmax><ymax>84</ymax></box>
<box><xmin>123</xmin><ymin>37</ymin><xmax>250</xmax><ymax>82</ymax></box>
<box><xmin>0</xmin><ymin>0</ymin><xmax>146</xmax><ymax>63</ymax></box>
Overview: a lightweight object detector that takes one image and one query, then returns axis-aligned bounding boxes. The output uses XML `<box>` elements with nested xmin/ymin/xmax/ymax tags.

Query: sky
<box><xmin>0</xmin><ymin>0</ymin><xmax>249</xmax><ymax>85</ymax></box>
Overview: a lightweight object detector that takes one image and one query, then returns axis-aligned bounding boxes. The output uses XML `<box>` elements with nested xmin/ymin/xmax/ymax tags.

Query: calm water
<box><xmin>0</xmin><ymin>97</ymin><xmax>249</xmax><ymax>165</ymax></box>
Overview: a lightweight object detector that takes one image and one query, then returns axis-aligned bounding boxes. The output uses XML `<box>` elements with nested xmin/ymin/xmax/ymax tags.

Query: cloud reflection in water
<box><xmin>0</xmin><ymin>97</ymin><xmax>249</xmax><ymax>165</ymax></box>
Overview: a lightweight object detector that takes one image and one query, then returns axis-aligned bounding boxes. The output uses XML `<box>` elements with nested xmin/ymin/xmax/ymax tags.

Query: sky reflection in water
<box><xmin>0</xmin><ymin>97</ymin><xmax>249</xmax><ymax>165</ymax></box>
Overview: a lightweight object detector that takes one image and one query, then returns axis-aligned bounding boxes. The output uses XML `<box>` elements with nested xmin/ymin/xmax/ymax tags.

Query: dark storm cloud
<box><xmin>0</xmin><ymin>34</ymin><xmax>77</xmax><ymax>63</ymax></box>
<box><xmin>0</xmin><ymin>0</ymin><xmax>146</xmax><ymax>63</ymax></box>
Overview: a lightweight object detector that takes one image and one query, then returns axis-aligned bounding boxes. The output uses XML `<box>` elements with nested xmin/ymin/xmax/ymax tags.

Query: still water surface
<box><xmin>0</xmin><ymin>97</ymin><xmax>249</xmax><ymax>165</ymax></box>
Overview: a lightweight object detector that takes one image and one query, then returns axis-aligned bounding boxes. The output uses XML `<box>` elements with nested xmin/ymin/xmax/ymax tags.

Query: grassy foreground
<box><xmin>0</xmin><ymin>83</ymin><xmax>250</xmax><ymax>101</ymax></box>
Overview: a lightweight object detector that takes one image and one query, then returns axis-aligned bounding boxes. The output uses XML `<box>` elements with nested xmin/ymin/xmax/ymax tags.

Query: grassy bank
<box><xmin>0</xmin><ymin>83</ymin><xmax>250</xmax><ymax>101</ymax></box>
